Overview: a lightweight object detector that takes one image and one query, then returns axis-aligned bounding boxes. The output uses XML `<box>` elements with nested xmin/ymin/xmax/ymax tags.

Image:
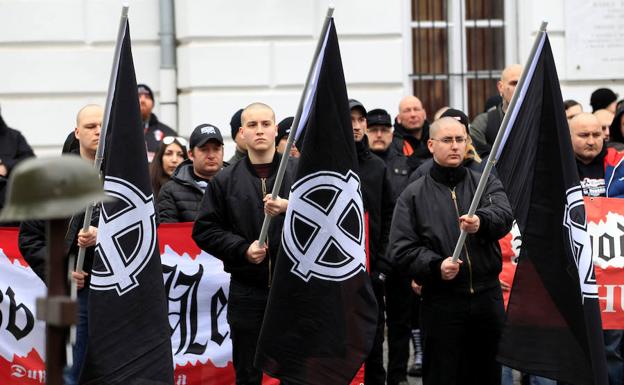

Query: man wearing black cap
<box><xmin>349</xmin><ymin>98</ymin><xmax>394</xmax><ymax>385</ymax></box>
<box><xmin>228</xmin><ymin>108</ymin><xmax>247</xmax><ymax>165</ymax></box>
<box><xmin>365</xmin><ymin>107</ymin><xmax>414</xmax><ymax>385</ymax></box>
<box><xmin>138</xmin><ymin>83</ymin><xmax>177</xmax><ymax>162</ymax></box>
<box><xmin>590</xmin><ymin>87</ymin><xmax>618</xmax><ymax>113</ymax></box>
<box><xmin>157</xmin><ymin>124</ymin><xmax>225</xmax><ymax>223</ymax></box>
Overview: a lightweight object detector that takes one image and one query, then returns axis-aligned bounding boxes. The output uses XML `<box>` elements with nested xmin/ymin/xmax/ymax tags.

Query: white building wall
<box><xmin>516</xmin><ymin>0</ymin><xmax>624</xmax><ymax>111</ymax></box>
<box><xmin>0</xmin><ymin>0</ymin><xmax>621</xmax><ymax>158</ymax></box>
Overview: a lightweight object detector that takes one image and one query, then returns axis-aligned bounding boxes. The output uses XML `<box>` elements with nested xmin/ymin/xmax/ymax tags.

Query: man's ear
<box><xmin>74</xmin><ymin>127</ymin><xmax>80</xmax><ymax>139</ymax></box>
<box><xmin>427</xmin><ymin>139</ymin><xmax>434</xmax><ymax>154</ymax></box>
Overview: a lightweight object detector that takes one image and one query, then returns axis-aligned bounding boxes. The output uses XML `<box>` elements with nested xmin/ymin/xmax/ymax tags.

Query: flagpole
<box><xmin>451</xmin><ymin>21</ymin><xmax>548</xmax><ymax>263</ymax></box>
<box><xmin>75</xmin><ymin>5</ymin><xmax>129</xmax><ymax>273</ymax></box>
<box><xmin>258</xmin><ymin>6</ymin><xmax>335</xmax><ymax>246</ymax></box>
<box><xmin>69</xmin><ymin>4</ymin><xmax>129</xmax><ymax>352</ymax></box>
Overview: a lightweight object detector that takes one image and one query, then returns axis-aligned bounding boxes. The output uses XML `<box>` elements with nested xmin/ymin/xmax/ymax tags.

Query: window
<box><xmin>408</xmin><ymin>0</ymin><xmax>508</xmax><ymax>119</ymax></box>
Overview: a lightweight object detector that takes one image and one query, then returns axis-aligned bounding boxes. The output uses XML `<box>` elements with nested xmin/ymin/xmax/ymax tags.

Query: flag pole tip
<box><xmin>121</xmin><ymin>1</ymin><xmax>130</xmax><ymax>9</ymax></box>
<box><xmin>327</xmin><ymin>3</ymin><xmax>336</xmax><ymax>12</ymax></box>
<box><xmin>539</xmin><ymin>21</ymin><xmax>548</xmax><ymax>31</ymax></box>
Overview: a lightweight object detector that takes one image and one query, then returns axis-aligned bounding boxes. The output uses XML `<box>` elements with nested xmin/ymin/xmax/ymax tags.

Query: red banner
<box><xmin>0</xmin><ymin>224</ymin><xmax>364</xmax><ymax>384</ymax></box>
<box><xmin>499</xmin><ymin>197</ymin><xmax>624</xmax><ymax>329</ymax></box>
<box><xmin>584</xmin><ymin>197</ymin><xmax>624</xmax><ymax>329</ymax></box>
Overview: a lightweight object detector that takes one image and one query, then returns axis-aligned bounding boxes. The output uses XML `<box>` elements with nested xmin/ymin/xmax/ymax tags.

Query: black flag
<box><xmin>80</xmin><ymin>21</ymin><xmax>173</xmax><ymax>385</ymax></box>
<box><xmin>254</xmin><ymin>19</ymin><xmax>378</xmax><ymax>385</ymax></box>
<box><xmin>495</xmin><ymin>33</ymin><xmax>608</xmax><ymax>385</ymax></box>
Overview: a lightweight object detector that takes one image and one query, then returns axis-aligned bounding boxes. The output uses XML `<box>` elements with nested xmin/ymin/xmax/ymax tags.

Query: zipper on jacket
<box><xmin>450</xmin><ymin>188</ymin><xmax>474</xmax><ymax>294</ymax></box>
<box><xmin>261</xmin><ymin>178</ymin><xmax>271</xmax><ymax>288</ymax></box>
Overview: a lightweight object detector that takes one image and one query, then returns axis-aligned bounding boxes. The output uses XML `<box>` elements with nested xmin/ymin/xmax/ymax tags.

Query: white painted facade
<box><xmin>0</xmin><ymin>0</ymin><xmax>622</xmax><ymax>159</ymax></box>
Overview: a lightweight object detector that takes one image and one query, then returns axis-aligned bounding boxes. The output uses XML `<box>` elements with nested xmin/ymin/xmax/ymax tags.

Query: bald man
<box><xmin>193</xmin><ymin>102</ymin><xmax>298</xmax><ymax>385</ymax></box>
<box><xmin>593</xmin><ymin>108</ymin><xmax>615</xmax><ymax>142</ymax></box>
<box><xmin>570</xmin><ymin>112</ymin><xmax>624</xmax><ymax>198</ymax></box>
<box><xmin>391</xmin><ymin>96</ymin><xmax>433</xmax><ymax>170</ymax></box>
<box><xmin>390</xmin><ymin>117</ymin><xmax>513</xmax><ymax>384</ymax></box>
<box><xmin>471</xmin><ymin>64</ymin><xmax>523</xmax><ymax>157</ymax></box>
<box><xmin>569</xmin><ymin>113</ymin><xmax>624</xmax><ymax>384</ymax></box>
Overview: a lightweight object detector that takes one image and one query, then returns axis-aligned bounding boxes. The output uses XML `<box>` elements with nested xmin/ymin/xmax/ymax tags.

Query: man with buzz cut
<box><xmin>192</xmin><ymin>102</ymin><xmax>298</xmax><ymax>385</ymax></box>
<box><xmin>390</xmin><ymin>117</ymin><xmax>513</xmax><ymax>385</ymax></box>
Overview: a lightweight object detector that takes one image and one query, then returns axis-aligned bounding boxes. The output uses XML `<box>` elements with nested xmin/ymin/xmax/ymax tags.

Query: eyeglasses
<box><xmin>163</xmin><ymin>136</ymin><xmax>188</xmax><ymax>147</ymax></box>
<box><xmin>431</xmin><ymin>136</ymin><xmax>468</xmax><ymax>144</ymax></box>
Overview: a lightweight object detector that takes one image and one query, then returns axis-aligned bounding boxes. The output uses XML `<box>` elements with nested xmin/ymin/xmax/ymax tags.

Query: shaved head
<box><xmin>241</xmin><ymin>102</ymin><xmax>275</xmax><ymax>126</ymax></box>
<box><xmin>569</xmin><ymin>113</ymin><xmax>603</xmax><ymax>164</ymax></box>
<box><xmin>76</xmin><ymin>104</ymin><xmax>103</xmax><ymax>127</ymax></box>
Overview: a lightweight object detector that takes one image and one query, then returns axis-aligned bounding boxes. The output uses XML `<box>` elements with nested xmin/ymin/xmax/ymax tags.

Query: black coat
<box><xmin>192</xmin><ymin>153</ymin><xmax>298</xmax><ymax>288</ymax></box>
<box><xmin>157</xmin><ymin>160</ymin><xmax>206</xmax><ymax>223</ymax></box>
<box><xmin>0</xmin><ymin>115</ymin><xmax>35</xmax><ymax>212</ymax></box>
<box><xmin>356</xmin><ymin>137</ymin><xmax>394</xmax><ymax>276</ymax></box>
<box><xmin>19</xmin><ymin>208</ymin><xmax>100</xmax><ymax>283</ymax></box>
<box><xmin>390</xmin><ymin>163</ymin><xmax>513</xmax><ymax>297</ymax></box>
<box><xmin>390</xmin><ymin>120</ymin><xmax>432</xmax><ymax>172</ymax></box>
<box><xmin>371</xmin><ymin>145</ymin><xmax>411</xmax><ymax>201</ymax></box>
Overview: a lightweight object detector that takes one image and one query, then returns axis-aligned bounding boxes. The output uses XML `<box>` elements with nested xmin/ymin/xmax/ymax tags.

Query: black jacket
<box><xmin>144</xmin><ymin>113</ymin><xmax>176</xmax><ymax>155</ymax></box>
<box><xmin>356</xmin><ymin>137</ymin><xmax>394</xmax><ymax>276</ymax></box>
<box><xmin>390</xmin><ymin>162</ymin><xmax>513</xmax><ymax>297</ymax></box>
<box><xmin>371</xmin><ymin>145</ymin><xmax>411</xmax><ymax>201</ymax></box>
<box><xmin>609</xmin><ymin>107</ymin><xmax>624</xmax><ymax>150</ymax></box>
<box><xmin>0</xmin><ymin>115</ymin><xmax>35</xmax><ymax>212</ymax></box>
<box><xmin>157</xmin><ymin>160</ymin><xmax>206</xmax><ymax>223</ymax></box>
<box><xmin>192</xmin><ymin>153</ymin><xmax>298</xmax><ymax>288</ymax></box>
<box><xmin>390</xmin><ymin>120</ymin><xmax>432</xmax><ymax>171</ymax></box>
<box><xmin>19</xmin><ymin>208</ymin><xmax>100</xmax><ymax>283</ymax></box>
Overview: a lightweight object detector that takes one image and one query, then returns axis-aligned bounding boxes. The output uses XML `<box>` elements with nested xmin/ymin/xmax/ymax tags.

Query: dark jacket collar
<box><xmin>430</xmin><ymin>160</ymin><xmax>467</xmax><ymax>188</ymax></box>
<box><xmin>243</xmin><ymin>151</ymin><xmax>282</xmax><ymax>177</ymax></box>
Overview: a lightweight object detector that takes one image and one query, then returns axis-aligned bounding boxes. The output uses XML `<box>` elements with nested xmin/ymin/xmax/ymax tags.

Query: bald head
<box><xmin>429</xmin><ymin>117</ymin><xmax>464</xmax><ymax>138</ymax></box>
<box><xmin>397</xmin><ymin>96</ymin><xmax>427</xmax><ymax>134</ymax></box>
<box><xmin>76</xmin><ymin>104</ymin><xmax>103</xmax><ymax>127</ymax></box>
<box><xmin>593</xmin><ymin>109</ymin><xmax>614</xmax><ymax>140</ymax></box>
<box><xmin>498</xmin><ymin>64</ymin><xmax>523</xmax><ymax>108</ymax></box>
<box><xmin>241</xmin><ymin>102</ymin><xmax>275</xmax><ymax>126</ymax></box>
<box><xmin>569</xmin><ymin>113</ymin><xmax>603</xmax><ymax>164</ymax></box>
<box><xmin>74</xmin><ymin>104</ymin><xmax>103</xmax><ymax>161</ymax></box>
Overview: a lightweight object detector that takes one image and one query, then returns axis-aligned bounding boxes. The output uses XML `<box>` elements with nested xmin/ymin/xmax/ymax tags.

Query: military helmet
<box><xmin>0</xmin><ymin>156</ymin><xmax>111</xmax><ymax>222</ymax></box>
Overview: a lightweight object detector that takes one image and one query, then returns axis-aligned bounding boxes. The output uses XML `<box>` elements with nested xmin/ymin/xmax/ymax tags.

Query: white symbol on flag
<box><xmin>92</xmin><ymin>177</ymin><xmax>157</xmax><ymax>295</ymax></box>
<box><xmin>283</xmin><ymin>170</ymin><xmax>366</xmax><ymax>282</ymax></box>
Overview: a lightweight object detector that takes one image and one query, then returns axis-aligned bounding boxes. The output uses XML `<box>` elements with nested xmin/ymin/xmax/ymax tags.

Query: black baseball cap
<box><xmin>190</xmin><ymin>124</ymin><xmax>224</xmax><ymax>149</ymax></box>
<box><xmin>366</xmin><ymin>108</ymin><xmax>392</xmax><ymax>127</ymax></box>
<box><xmin>349</xmin><ymin>99</ymin><xmax>367</xmax><ymax>116</ymax></box>
<box><xmin>440</xmin><ymin>108</ymin><xmax>470</xmax><ymax>129</ymax></box>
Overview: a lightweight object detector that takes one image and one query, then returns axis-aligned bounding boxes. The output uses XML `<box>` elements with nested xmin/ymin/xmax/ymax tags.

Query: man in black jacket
<box><xmin>138</xmin><ymin>84</ymin><xmax>177</xmax><ymax>161</ymax></box>
<box><xmin>19</xmin><ymin>104</ymin><xmax>102</xmax><ymax>385</ymax></box>
<box><xmin>390</xmin><ymin>117</ymin><xmax>513</xmax><ymax>385</ymax></box>
<box><xmin>157</xmin><ymin>123</ymin><xmax>225</xmax><ymax>223</ymax></box>
<box><xmin>350</xmin><ymin>99</ymin><xmax>394</xmax><ymax>385</ymax></box>
<box><xmin>391</xmin><ymin>96</ymin><xmax>432</xmax><ymax>172</ymax></box>
<box><xmin>365</xmin><ymin>107</ymin><xmax>415</xmax><ymax>385</ymax></box>
<box><xmin>0</xmin><ymin>108</ymin><xmax>35</xmax><ymax>213</ymax></box>
<box><xmin>192</xmin><ymin>102</ymin><xmax>297</xmax><ymax>385</ymax></box>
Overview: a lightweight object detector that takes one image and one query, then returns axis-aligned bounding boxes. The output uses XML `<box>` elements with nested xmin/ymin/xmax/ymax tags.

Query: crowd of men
<box><xmin>0</xmin><ymin>66</ymin><xmax>623</xmax><ymax>385</ymax></box>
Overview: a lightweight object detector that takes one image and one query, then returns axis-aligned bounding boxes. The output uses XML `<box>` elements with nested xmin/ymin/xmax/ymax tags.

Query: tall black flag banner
<box><xmin>80</xmin><ymin>21</ymin><xmax>173</xmax><ymax>385</ymax></box>
<box><xmin>495</xmin><ymin>33</ymin><xmax>608</xmax><ymax>385</ymax></box>
<box><xmin>255</xmin><ymin>19</ymin><xmax>378</xmax><ymax>385</ymax></box>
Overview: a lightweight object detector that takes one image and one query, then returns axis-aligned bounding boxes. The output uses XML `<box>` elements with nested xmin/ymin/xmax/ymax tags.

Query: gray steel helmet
<box><xmin>0</xmin><ymin>156</ymin><xmax>112</xmax><ymax>222</ymax></box>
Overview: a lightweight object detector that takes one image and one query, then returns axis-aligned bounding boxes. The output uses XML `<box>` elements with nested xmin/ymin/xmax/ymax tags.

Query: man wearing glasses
<box><xmin>390</xmin><ymin>117</ymin><xmax>513</xmax><ymax>385</ymax></box>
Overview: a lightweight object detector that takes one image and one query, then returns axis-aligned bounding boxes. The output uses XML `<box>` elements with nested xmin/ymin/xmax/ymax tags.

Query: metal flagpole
<box><xmin>74</xmin><ymin>5</ymin><xmax>129</xmax><ymax>273</ymax></box>
<box><xmin>451</xmin><ymin>21</ymin><xmax>548</xmax><ymax>263</ymax></box>
<box><xmin>69</xmin><ymin>4</ymin><xmax>129</xmax><ymax>352</ymax></box>
<box><xmin>258</xmin><ymin>6</ymin><xmax>335</xmax><ymax>246</ymax></box>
